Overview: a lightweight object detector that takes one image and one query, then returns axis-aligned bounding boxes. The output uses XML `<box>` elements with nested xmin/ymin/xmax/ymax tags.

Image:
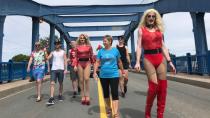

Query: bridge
<box><xmin>0</xmin><ymin>0</ymin><xmax>210</xmax><ymax>118</ymax></box>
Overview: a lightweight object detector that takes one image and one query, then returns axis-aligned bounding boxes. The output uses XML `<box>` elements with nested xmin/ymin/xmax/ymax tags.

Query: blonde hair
<box><xmin>139</xmin><ymin>9</ymin><xmax>164</xmax><ymax>33</ymax></box>
<box><xmin>76</xmin><ymin>34</ymin><xmax>91</xmax><ymax>46</ymax></box>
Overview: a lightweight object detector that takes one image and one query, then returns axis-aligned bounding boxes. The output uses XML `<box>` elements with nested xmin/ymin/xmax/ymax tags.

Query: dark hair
<box><xmin>118</xmin><ymin>35</ymin><xmax>125</xmax><ymax>40</ymax></box>
<box><xmin>54</xmin><ymin>39</ymin><xmax>61</xmax><ymax>45</ymax></box>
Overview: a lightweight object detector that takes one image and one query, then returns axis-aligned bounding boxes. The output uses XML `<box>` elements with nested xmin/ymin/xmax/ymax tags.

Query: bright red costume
<box><xmin>75</xmin><ymin>45</ymin><xmax>94</xmax><ymax>69</ymax></box>
<box><xmin>141</xmin><ymin>26</ymin><xmax>167</xmax><ymax>118</ymax></box>
<box><xmin>69</xmin><ymin>48</ymin><xmax>77</xmax><ymax>66</ymax></box>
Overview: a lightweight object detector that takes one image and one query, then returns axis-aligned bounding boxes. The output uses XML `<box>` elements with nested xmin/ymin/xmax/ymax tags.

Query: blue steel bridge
<box><xmin>0</xmin><ymin>1</ymin><xmax>210</xmax><ymax>118</ymax></box>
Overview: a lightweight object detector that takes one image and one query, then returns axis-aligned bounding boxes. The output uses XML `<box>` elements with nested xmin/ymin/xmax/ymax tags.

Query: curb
<box><xmin>0</xmin><ymin>77</ymin><xmax>49</xmax><ymax>99</ymax></box>
<box><xmin>130</xmin><ymin>70</ymin><xmax>210</xmax><ymax>89</ymax></box>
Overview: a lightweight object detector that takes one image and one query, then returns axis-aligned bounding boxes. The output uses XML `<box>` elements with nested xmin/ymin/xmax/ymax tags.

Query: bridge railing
<box><xmin>0</xmin><ymin>60</ymin><xmax>28</xmax><ymax>84</ymax></box>
<box><xmin>171</xmin><ymin>51</ymin><xmax>210</xmax><ymax>75</ymax></box>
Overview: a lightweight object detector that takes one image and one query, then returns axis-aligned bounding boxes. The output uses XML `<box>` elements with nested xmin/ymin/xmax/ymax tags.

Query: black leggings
<box><xmin>100</xmin><ymin>78</ymin><xmax>119</xmax><ymax>100</ymax></box>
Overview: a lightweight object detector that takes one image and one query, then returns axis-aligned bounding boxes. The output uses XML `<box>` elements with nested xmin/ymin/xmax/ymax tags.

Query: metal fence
<box><xmin>0</xmin><ymin>61</ymin><xmax>28</xmax><ymax>83</ymax></box>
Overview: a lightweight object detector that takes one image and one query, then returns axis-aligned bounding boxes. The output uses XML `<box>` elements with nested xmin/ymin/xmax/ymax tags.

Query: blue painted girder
<box><xmin>52</xmin><ymin>14</ymin><xmax>139</xmax><ymax>23</ymax></box>
<box><xmin>69</xmin><ymin>36</ymin><xmax>119</xmax><ymax>41</ymax></box>
<box><xmin>64</xmin><ymin>25</ymin><xmax>129</xmax><ymax>32</ymax></box>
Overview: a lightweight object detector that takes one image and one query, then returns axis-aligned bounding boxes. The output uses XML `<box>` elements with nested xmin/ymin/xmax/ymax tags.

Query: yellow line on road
<box><xmin>97</xmin><ymin>79</ymin><xmax>108</xmax><ymax>118</ymax></box>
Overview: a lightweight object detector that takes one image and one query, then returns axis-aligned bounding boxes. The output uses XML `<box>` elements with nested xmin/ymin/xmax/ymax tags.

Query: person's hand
<box><xmin>129</xmin><ymin>64</ymin><xmax>132</xmax><ymax>69</ymax></box>
<box><xmin>93</xmin><ymin>73</ymin><xmax>99</xmax><ymax>81</ymax></box>
<box><xmin>27</xmin><ymin>67</ymin><xmax>30</xmax><ymax>73</ymax></box>
<box><xmin>64</xmin><ymin>70</ymin><xmax>68</xmax><ymax>74</ymax></box>
<box><xmin>169</xmin><ymin>62</ymin><xmax>176</xmax><ymax>74</ymax></box>
<box><xmin>74</xmin><ymin>66</ymin><xmax>77</xmax><ymax>72</ymax></box>
<box><xmin>134</xmin><ymin>63</ymin><xmax>141</xmax><ymax>72</ymax></box>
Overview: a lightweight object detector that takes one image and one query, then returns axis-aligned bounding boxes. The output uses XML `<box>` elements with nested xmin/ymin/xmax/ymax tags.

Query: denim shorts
<box><xmin>50</xmin><ymin>70</ymin><xmax>64</xmax><ymax>83</ymax></box>
<box><xmin>32</xmin><ymin>65</ymin><xmax>45</xmax><ymax>80</ymax></box>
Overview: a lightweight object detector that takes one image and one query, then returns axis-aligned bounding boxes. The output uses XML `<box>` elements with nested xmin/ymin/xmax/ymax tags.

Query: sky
<box><xmin>2</xmin><ymin>0</ymin><xmax>210</xmax><ymax>61</ymax></box>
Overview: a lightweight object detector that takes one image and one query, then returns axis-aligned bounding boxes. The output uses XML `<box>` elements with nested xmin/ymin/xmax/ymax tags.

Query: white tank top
<box><xmin>51</xmin><ymin>50</ymin><xmax>65</xmax><ymax>70</ymax></box>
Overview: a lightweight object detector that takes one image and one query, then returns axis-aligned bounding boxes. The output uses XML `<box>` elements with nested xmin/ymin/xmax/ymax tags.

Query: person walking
<box><xmin>134</xmin><ymin>9</ymin><xmax>176</xmax><ymax>118</ymax></box>
<box><xmin>27</xmin><ymin>41</ymin><xmax>48</xmax><ymax>102</ymax></box>
<box><xmin>116</xmin><ymin>35</ymin><xmax>131</xmax><ymax>97</ymax></box>
<box><xmin>74</xmin><ymin>34</ymin><xmax>94</xmax><ymax>105</ymax></box>
<box><xmin>94</xmin><ymin>35</ymin><xmax>125</xmax><ymax>118</ymax></box>
<box><xmin>46</xmin><ymin>39</ymin><xmax>67</xmax><ymax>105</ymax></box>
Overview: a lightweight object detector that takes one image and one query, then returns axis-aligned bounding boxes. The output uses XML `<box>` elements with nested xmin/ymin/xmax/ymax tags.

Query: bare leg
<box><xmin>77</xmin><ymin>65</ymin><xmax>85</xmax><ymax>101</ymax></box>
<box><xmin>36</xmin><ymin>79</ymin><xmax>42</xmax><ymax>99</ymax></box>
<box><xmin>112</xmin><ymin>100</ymin><xmax>120</xmax><ymax>118</ymax></box>
<box><xmin>50</xmin><ymin>81</ymin><xmax>55</xmax><ymax>98</ymax></box>
<box><xmin>84</xmin><ymin>63</ymin><xmax>91</xmax><ymax>104</ymax></box>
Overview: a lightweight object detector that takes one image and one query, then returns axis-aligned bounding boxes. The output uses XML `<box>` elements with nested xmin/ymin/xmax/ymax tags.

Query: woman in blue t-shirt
<box><xmin>94</xmin><ymin>35</ymin><xmax>125</xmax><ymax>118</ymax></box>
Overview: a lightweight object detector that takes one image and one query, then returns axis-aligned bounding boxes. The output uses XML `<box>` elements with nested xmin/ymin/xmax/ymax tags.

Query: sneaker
<box><xmin>58</xmin><ymin>95</ymin><xmax>64</xmax><ymax>101</ymax></box>
<box><xmin>46</xmin><ymin>97</ymin><xmax>55</xmax><ymax>105</ymax></box>
<box><xmin>78</xmin><ymin>87</ymin><xmax>81</xmax><ymax>94</ymax></box>
<box><xmin>72</xmin><ymin>92</ymin><xmax>77</xmax><ymax>98</ymax></box>
<box><xmin>121</xmin><ymin>92</ymin><xmax>125</xmax><ymax>98</ymax></box>
<box><xmin>124</xmin><ymin>86</ymin><xmax>127</xmax><ymax>94</ymax></box>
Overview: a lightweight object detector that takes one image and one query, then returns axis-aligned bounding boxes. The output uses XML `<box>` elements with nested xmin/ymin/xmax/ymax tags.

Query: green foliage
<box><xmin>12</xmin><ymin>54</ymin><xmax>30</xmax><ymax>62</ymax></box>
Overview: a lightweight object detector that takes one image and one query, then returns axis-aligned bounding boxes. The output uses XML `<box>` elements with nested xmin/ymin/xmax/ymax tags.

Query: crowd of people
<box><xmin>27</xmin><ymin>8</ymin><xmax>176</xmax><ymax>118</ymax></box>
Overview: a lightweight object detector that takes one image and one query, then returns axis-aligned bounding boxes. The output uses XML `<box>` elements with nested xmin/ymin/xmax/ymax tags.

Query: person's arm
<box><xmin>93</xmin><ymin>59</ymin><xmax>100</xmax><ymax>80</ymax></box>
<box><xmin>46</xmin><ymin>52</ymin><xmax>53</xmax><ymax>60</ymax></box>
<box><xmin>63</xmin><ymin>51</ymin><xmax>68</xmax><ymax>73</ymax></box>
<box><xmin>27</xmin><ymin>56</ymin><xmax>33</xmax><ymax>72</ymax></box>
<box><xmin>161</xmin><ymin>40</ymin><xmax>176</xmax><ymax>73</ymax></box>
<box><xmin>125</xmin><ymin>46</ymin><xmax>131</xmax><ymax>67</ymax></box>
<box><xmin>118</xmin><ymin>58</ymin><xmax>125</xmax><ymax>74</ymax></box>
<box><xmin>89</xmin><ymin>46</ymin><xmax>95</xmax><ymax>64</ymax></box>
<box><xmin>135</xmin><ymin>28</ymin><xmax>143</xmax><ymax>71</ymax></box>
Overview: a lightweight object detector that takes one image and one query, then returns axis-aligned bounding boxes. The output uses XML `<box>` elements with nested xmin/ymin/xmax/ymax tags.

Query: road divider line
<box><xmin>97</xmin><ymin>79</ymin><xmax>108</xmax><ymax>118</ymax></box>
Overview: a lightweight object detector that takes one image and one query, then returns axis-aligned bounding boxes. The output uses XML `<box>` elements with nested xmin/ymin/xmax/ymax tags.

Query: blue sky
<box><xmin>2</xmin><ymin>0</ymin><xmax>210</xmax><ymax>61</ymax></box>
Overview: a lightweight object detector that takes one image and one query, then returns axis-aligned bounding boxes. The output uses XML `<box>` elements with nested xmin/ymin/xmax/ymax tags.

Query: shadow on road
<box><xmin>27</xmin><ymin>94</ymin><xmax>50</xmax><ymax>100</ymax></box>
<box><xmin>134</xmin><ymin>90</ymin><xmax>147</xmax><ymax>96</ymax></box>
<box><xmin>120</xmin><ymin>108</ymin><xmax>144</xmax><ymax>118</ymax></box>
<box><xmin>88</xmin><ymin>105</ymin><xmax>100</xmax><ymax>115</ymax></box>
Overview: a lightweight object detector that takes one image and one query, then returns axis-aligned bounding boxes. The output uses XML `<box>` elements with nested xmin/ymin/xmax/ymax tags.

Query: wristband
<box><xmin>167</xmin><ymin>60</ymin><xmax>172</xmax><ymax>63</ymax></box>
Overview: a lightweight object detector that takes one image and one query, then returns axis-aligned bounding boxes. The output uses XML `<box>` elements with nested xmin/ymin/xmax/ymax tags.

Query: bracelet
<box><xmin>167</xmin><ymin>60</ymin><xmax>172</xmax><ymax>63</ymax></box>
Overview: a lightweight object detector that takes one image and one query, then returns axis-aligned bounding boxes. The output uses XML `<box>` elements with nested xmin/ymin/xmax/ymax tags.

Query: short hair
<box><xmin>104</xmin><ymin>35</ymin><xmax>113</xmax><ymax>45</ymax></box>
<box><xmin>118</xmin><ymin>35</ymin><xmax>125</xmax><ymax>40</ymax></box>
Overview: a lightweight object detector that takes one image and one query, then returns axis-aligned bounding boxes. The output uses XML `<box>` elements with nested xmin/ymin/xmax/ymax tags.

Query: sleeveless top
<box><xmin>141</xmin><ymin>26</ymin><xmax>163</xmax><ymax>50</ymax></box>
<box><xmin>51</xmin><ymin>50</ymin><xmax>65</xmax><ymax>70</ymax></box>
<box><xmin>116</xmin><ymin>45</ymin><xmax>128</xmax><ymax>64</ymax></box>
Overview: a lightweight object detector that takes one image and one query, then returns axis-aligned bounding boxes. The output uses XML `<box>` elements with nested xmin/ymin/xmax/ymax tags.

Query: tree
<box><xmin>12</xmin><ymin>54</ymin><xmax>30</xmax><ymax>62</ymax></box>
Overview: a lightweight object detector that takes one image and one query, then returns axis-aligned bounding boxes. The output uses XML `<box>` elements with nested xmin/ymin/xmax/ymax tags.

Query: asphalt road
<box><xmin>0</xmin><ymin>72</ymin><xmax>210</xmax><ymax>118</ymax></box>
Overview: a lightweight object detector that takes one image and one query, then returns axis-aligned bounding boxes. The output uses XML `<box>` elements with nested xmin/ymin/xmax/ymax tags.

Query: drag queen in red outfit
<box><xmin>135</xmin><ymin>9</ymin><xmax>176</xmax><ymax>118</ymax></box>
<box><xmin>74</xmin><ymin>34</ymin><xmax>94</xmax><ymax>105</ymax></box>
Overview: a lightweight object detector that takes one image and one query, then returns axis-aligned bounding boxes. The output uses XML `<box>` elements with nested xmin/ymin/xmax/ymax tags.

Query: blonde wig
<box><xmin>139</xmin><ymin>9</ymin><xmax>164</xmax><ymax>33</ymax></box>
<box><xmin>76</xmin><ymin>34</ymin><xmax>91</xmax><ymax>46</ymax></box>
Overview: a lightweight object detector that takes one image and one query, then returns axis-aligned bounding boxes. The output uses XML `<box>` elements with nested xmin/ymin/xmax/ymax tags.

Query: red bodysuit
<box><xmin>141</xmin><ymin>26</ymin><xmax>163</xmax><ymax>68</ymax></box>
<box><xmin>69</xmin><ymin>48</ymin><xmax>77</xmax><ymax>67</ymax></box>
<box><xmin>75</xmin><ymin>45</ymin><xmax>94</xmax><ymax>69</ymax></box>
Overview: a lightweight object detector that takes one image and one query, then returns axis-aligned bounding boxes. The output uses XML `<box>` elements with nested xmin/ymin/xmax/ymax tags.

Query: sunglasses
<box><xmin>147</xmin><ymin>15</ymin><xmax>156</xmax><ymax>19</ymax></box>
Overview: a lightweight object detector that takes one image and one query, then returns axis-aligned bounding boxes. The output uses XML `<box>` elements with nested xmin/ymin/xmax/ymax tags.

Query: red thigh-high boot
<box><xmin>145</xmin><ymin>81</ymin><xmax>158</xmax><ymax>118</ymax></box>
<box><xmin>157</xmin><ymin>79</ymin><xmax>168</xmax><ymax>118</ymax></box>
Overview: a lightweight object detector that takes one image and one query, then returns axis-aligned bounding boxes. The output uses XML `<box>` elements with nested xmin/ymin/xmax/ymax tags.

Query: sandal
<box><xmin>36</xmin><ymin>97</ymin><xmax>41</xmax><ymax>102</ymax></box>
<box><xmin>113</xmin><ymin>113</ymin><xmax>120</xmax><ymax>118</ymax></box>
<box><xmin>106</xmin><ymin>108</ymin><xmax>112</xmax><ymax>117</ymax></box>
